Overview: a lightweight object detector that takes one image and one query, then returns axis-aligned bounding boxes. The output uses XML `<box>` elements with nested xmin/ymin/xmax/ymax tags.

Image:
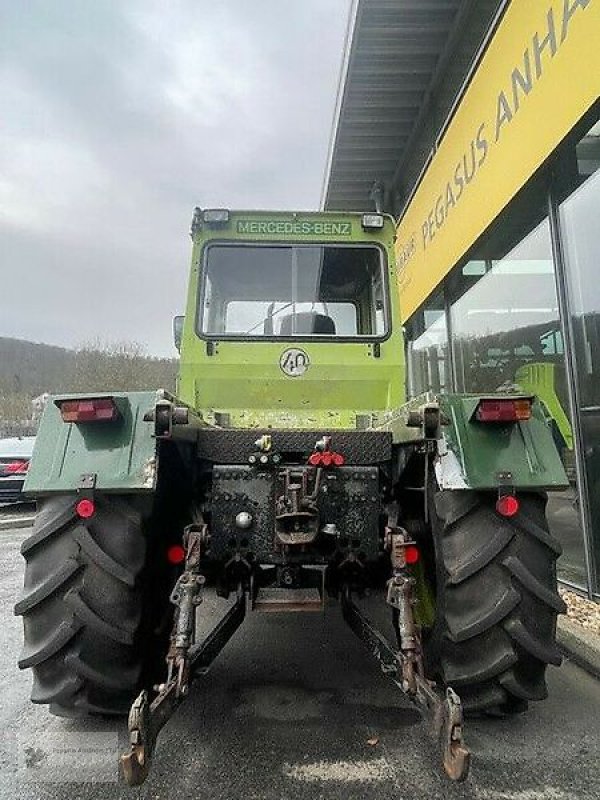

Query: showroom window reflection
<box><xmin>404</xmin><ymin>109</ymin><xmax>600</xmax><ymax>594</ymax></box>
<box><xmin>449</xmin><ymin>219</ymin><xmax>562</xmax><ymax>396</ymax></box>
<box><xmin>406</xmin><ymin>292</ymin><xmax>449</xmax><ymax>396</ymax></box>
<box><xmin>447</xmin><ymin>220</ymin><xmax>586</xmax><ymax>586</ymax></box>
<box><xmin>405</xmin><ymin>215</ymin><xmax>586</xmax><ymax>588</ymax></box>
<box><xmin>559</xmin><ymin>117</ymin><xmax>600</xmax><ymax>586</ymax></box>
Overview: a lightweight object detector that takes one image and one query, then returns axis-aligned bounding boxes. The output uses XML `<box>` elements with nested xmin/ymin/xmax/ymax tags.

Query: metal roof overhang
<box><xmin>322</xmin><ymin>0</ymin><xmax>468</xmax><ymax>211</ymax></box>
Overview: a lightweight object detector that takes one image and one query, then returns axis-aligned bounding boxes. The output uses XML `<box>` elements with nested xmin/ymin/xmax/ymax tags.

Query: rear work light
<box><xmin>361</xmin><ymin>213</ymin><xmax>384</xmax><ymax>230</ymax></box>
<box><xmin>203</xmin><ymin>208</ymin><xmax>230</xmax><ymax>225</ymax></box>
<box><xmin>475</xmin><ymin>398</ymin><xmax>532</xmax><ymax>423</ymax></box>
<box><xmin>3</xmin><ymin>460</ymin><xmax>29</xmax><ymax>474</ymax></box>
<box><xmin>57</xmin><ymin>397</ymin><xmax>120</xmax><ymax>423</ymax></box>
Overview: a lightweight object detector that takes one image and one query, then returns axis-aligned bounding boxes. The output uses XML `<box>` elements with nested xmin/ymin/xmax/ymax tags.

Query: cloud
<box><xmin>0</xmin><ymin>0</ymin><xmax>350</xmax><ymax>355</ymax></box>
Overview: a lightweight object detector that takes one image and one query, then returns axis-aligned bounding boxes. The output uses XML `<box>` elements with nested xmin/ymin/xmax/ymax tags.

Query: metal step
<box><xmin>253</xmin><ymin>587</ymin><xmax>323</xmax><ymax>613</ymax></box>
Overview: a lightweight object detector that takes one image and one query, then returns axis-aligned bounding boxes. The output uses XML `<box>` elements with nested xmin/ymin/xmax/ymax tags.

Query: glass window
<box><xmin>224</xmin><ymin>300</ymin><xmax>359</xmax><ymax>336</ymax></box>
<box><xmin>560</xmin><ymin>141</ymin><xmax>600</xmax><ymax>588</ymax></box>
<box><xmin>461</xmin><ymin>260</ymin><xmax>487</xmax><ymax>276</ymax></box>
<box><xmin>449</xmin><ymin>218</ymin><xmax>585</xmax><ymax>588</ymax></box>
<box><xmin>198</xmin><ymin>244</ymin><xmax>387</xmax><ymax>338</ymax></box>
<box><xmin>450</xmin><ymin>220</ymin><xmax>561</xmax><ymax>393</ymax></box>
<box><xmin>575</xmin><ymin>119</ymin><xmax>600</xmax><ymax>181</ymax></box>
<box><xmin>406</xmin><ymin>292</ymin><xmax>449</xmax><ymax>396</ymax></box>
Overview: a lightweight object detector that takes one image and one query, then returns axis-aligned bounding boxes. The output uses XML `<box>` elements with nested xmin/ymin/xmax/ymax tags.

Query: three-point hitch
<box><xmin>120</xmin><ymin>525</ymin><xmax>470</xmax><ymax>786</ymax></box>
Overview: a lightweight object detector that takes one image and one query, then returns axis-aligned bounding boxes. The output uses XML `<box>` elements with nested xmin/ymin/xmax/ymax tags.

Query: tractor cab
<box><xmin>176</xmin><ymin>210</ymin><xmax>405</xmax><ymax>428</ymax></box>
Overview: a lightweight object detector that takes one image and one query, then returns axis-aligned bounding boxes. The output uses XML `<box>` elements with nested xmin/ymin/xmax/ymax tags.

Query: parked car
<box><xmin>0</xmin><ymin>436</ymin><xmax>35</xmax><ymax>503</ymax></box>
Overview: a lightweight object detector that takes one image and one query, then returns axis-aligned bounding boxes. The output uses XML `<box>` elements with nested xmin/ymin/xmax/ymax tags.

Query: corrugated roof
<box><xmin>322</xmin><ymin>0</ymin><xmax>467</xmax><ymax>211</ymax></box>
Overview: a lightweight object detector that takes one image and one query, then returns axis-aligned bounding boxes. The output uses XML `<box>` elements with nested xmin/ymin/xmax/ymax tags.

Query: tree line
<box><xmin>0</xmin><ymin>337</ymin><xmax>178</xmax><ymax>431</ymax></box>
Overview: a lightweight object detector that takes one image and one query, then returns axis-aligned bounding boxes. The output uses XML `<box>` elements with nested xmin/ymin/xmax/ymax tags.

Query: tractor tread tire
<box><xmin>15</xmin><ymin>495</ymin><xmax>146</xmax><ymax>717</ymax></box>
<box><xmin>428</xmin><ymin>489</ymin><xmax>566</xmax><ymax>715</ymax></box>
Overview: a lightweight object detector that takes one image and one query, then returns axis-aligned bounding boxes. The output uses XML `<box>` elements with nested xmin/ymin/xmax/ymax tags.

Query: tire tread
<box><xmin>15</xmin><ymin>495</ymin><xmax>147</xmax><ymax>716</ymax></box>
<box><xmin>427</xmin><ymin>488</ymin><xmax>564</xmax><ymax>714</ymax></box>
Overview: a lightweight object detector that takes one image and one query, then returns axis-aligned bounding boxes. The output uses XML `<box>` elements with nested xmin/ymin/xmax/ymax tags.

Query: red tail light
<box><xmin>496</xmin><ymin>494</ymin><xmax>519</xmax><ymax>517</ymax></box>
<box><xmin>57</xmin><ymin>397</ymin><xmax>120</xmax><ymax>423</ymax></box>
<box><xmin>404</xmin><ymin>544</ymin><xmax>420</xmax><ymax>564</ymax></box>
<box><xmin>475</xmin><ymin>398</ymin><xmax>532</xmax><ymax>423</ymax></box>
<box><xmin>3</xmin><ymin>460</ymin><xmax>29</xmax><ymax>474</ymax></box>
<box><xmin>76</xmin><ymin>498</ymin><xmax>96</xmax><ymax>518</ymax></box>
<box><xmin>167</xmin><ymin>544</ymin><xmax>186</xmax><ymax>565</ymax></box>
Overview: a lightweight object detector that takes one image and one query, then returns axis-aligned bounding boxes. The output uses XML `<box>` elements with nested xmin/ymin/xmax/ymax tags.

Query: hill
<box><xmin>0</xmin><ymin>337</ymin><xmax>75</xmax><ymax>397</ymax></box>
<box><xmin>0</xmin><ymin>337</ymin><xmax>178</xmax><ymax>433</ymax></box>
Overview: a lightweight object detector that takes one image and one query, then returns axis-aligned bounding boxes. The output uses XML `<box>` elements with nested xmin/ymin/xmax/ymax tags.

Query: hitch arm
<box><xmin>120</xmin><ymin>591</ymin><xmax>247</xmax><ymax>786</ymax></box>
<box><xmin>341</xmin><ymin>591</ymin><xmax>470</xmax><ymax>782</ymax></box>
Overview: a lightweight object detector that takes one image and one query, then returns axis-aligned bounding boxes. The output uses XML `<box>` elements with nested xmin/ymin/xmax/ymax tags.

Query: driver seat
<box><xmin>279</xmin><ymin>312</ymin><xmax>336</xmax><ymax>335</ymax></box>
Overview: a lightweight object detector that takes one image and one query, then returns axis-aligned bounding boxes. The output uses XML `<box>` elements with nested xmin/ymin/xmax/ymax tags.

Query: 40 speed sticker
<box><xmin>279</xmin><ymin>348</ymin><xmax>310</xmax><ymax>377</ymax></box>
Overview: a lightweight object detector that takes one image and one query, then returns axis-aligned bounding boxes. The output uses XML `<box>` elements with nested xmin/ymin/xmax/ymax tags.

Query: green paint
<box><xmin>236</xmin><ymin>219</ymin><xmax>352</xmax><ymax>236</ymax></box>
<box><xmin>413</xmin><ymin>559</ymin><xmax>436</xmax><ymax>628</ymax></box>
<box><xmin>515</xmin><ymin>362</ymin><xmax>573</xmax><ymax>449</ymax></box>
<box><xmin>438</xmin><ymin>395</ymin><xmax>568</xmax><ymax>490</ymax></box>
<box><xmin>179</xmin><ymin>211</ymin><xmax>404</xmax><ymax>429</ymax></box>
<box><xmin>25</xmin><ymin>392</ymin><xmax>158</xmax><ymax>495</ymax></box>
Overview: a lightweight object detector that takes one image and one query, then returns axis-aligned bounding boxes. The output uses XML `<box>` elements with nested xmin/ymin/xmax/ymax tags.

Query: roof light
<box><xmin>475</xmin><ymin>398</ymin><xmax>532</xmax><ymax>423</ymax></box>
<box><xmin>203</xmin><ymin>209</ymin><xmax>230</xmax><ymax>225</ymax></box>
<box><xmin>361</xmin><ymin>213</ymin><xmax>384</xmax><ymax>230</ymax></box>
<box><xmin>57</xmin><ymin>397</ymin><xmax>120</xmax><ymax>423</ymax></box>
<box><xmin>496</xmin><ymin>494</ymin><xmax>520</xmax><ymax>517</ymax></box>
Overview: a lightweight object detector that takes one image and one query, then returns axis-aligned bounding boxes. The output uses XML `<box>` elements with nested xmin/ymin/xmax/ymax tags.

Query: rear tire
<box><xmin>15</xmin><ymin>495</ymin><xmax>148</xmax><ymax>716</ymax></box>
<box><xmin>425</xmin><ymin>488</ymin><xmax>566</xmax><ymax>715</ymax></box>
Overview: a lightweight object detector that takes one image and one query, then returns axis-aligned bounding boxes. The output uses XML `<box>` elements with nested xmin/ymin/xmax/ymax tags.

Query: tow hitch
<box><xmin>341</xmin><ymin>528</ymin><xmax>470</xmax><ymax>782</ymax></box>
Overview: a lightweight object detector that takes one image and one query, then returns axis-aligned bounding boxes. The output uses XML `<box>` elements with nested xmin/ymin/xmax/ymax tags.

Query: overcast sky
<box><xmin>0</xmin><ymin>0</ymin><xmax>351</xmax><ymax>356</ymax></box>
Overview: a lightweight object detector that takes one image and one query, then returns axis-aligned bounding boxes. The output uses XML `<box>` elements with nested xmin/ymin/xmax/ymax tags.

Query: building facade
<box><xmin>324</xmin><ymin>0</ymin><xmax>600</xmax><ymax>598</ymax></box>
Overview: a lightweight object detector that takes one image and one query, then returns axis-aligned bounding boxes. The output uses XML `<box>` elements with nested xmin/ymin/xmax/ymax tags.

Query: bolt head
<box><xmin>235</xmin><ymin>511</ymin><xmax>253</xmax><ymax>529</ymax></box>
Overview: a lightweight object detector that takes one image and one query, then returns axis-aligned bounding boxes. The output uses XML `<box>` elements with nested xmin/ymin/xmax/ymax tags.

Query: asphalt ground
<box><xmin>0</xmin><ymin>503</ymin><xmax>36</xmax><ymax>527</ymax></box>
<box><xmin>1</xmin><ymin>523</ymin><xmax>599</xmax><ymax>800</ymax></box>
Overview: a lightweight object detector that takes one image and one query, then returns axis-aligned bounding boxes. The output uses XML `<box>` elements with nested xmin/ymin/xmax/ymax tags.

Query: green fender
<box><xmin>24</xmin><ymin>391</ymin><xmax>160</xmax><ymax>496</ymax></box>
<box><xmin>436</xmin><ymin>394</ymin><xmax>569</xmax><ymax>491</ymax></box>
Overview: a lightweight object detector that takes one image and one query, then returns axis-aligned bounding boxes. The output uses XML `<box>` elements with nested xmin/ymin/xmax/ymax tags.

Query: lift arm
<box><xmin>341</xmin><ymin>528</ymin><xmax>470</xmax><ymax>782</ymax></box>
<box><xmin>120</xmin><ymin>526</ymin><xmax>248</xmax><ymax>787</ymax></box>
<box><xmin>121</xmin><ymin>591</ymin><xmax>246</xmax><ymax>786</ymax></box>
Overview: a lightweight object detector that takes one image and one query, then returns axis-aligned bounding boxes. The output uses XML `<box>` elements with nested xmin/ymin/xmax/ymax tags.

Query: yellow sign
<box><xmin>396</xmin><ymin>0</ymin><xmax>600</xmax><ymax>319</ymax></box>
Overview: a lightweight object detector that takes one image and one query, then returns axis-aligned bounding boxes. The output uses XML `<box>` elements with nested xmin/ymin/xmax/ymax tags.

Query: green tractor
<box><xmin>16</xmin><ymin>209</ymin><xmax>568</xmax><ymax>784</ymax></box>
